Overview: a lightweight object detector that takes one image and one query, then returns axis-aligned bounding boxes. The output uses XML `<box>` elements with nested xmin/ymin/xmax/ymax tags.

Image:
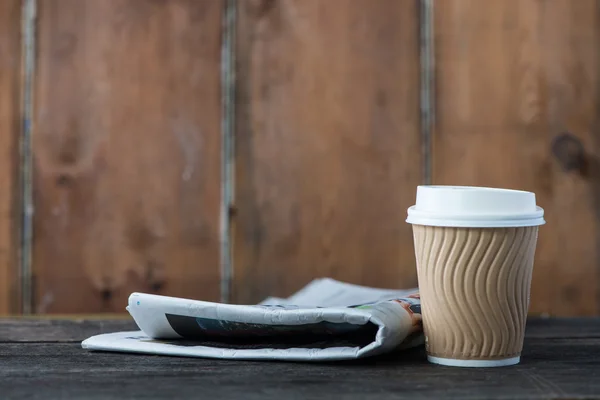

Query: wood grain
<box><xmin>4</xmin><ymin>317</ymin><xmax>596</xmax><ymax>341</ymax></box>
<box><xmin>434</xmin><ymin>0</ymin><xmax>600</xmax><ymax>316</ymax></box>
<box><xmin>0</xmin><ymin>0</ymin><xmax>21</xmax><ymax>315</ymax></box>
<box><xmin>32</xmin><ymin>0</ymin><xmax>223</xmax><ymax>313</ymax></box>
<box><xmin>0</xmin><ymin>318</ymin><xmax>137</xmax><ymax>342</ymax></box>
<box><xmin>1</xmin><ymin>319</ymin><xmax>600</xmax><ymax>399</ymax></box>
<box><xmin>233</xmin><ymin>0</ymin><xmax>421</xmax><ymax>304</ymax></box>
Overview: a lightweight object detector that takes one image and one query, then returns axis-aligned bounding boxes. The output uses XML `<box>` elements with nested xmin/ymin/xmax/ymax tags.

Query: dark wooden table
<box><xmin>1</xmin><ymin>318</ymin><xmax>599</xmax><ymax>399</ymax></box>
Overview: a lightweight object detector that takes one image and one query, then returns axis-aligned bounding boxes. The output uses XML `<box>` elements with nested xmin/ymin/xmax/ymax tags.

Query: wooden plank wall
<box><xmin>233</xmin><ymin>0</ymin><xmax>421</xmax><ymax>303</ymax></box>
<box><xmin>0</xmin><ymin>0</ymin><xmax>599</xmax><ymax>316</ymax></box>
<box><xmin>0</xmin><ymin>0</ymin><xmax>21</xmax><ymax>315</ymax></box>
<box><xmin>32</xmin><ymin>0</ymin><xmax>223</xmax><ymax>313</ymax></box>
<box><xmin>434</xmin><ymin>0</ymin><xmax>600</xmax><ymax>316</ymax></box>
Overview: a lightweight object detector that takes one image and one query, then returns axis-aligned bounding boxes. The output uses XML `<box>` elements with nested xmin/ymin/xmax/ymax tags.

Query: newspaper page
<box><xmin>82</xmin><ymin>278</ymin><xmax>422</xmax><ymax>361</ymax></box>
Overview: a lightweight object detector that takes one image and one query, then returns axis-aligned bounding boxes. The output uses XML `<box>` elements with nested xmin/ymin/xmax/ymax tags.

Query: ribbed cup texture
<box><xmin>413</xmin><ymin>225</ymin><xmax>539</xmax><ymax>360</ymax></box>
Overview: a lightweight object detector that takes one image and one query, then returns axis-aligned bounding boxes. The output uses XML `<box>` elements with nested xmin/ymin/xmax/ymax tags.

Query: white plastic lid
<box><xmin>406</xmin><ymin>186</ymin><xmax>545</xmax><ymax>228</ymax></box>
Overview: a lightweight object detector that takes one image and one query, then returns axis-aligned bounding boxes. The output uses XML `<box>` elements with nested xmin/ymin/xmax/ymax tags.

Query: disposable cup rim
<box><xmin>427</xmin><ymin>356</ymin><xmax>520</xmax><ymax>368</ymax></box>
<box><xmin>406</xmin><ymin>206</ymin><xmax>545</xmax><ymax>228</ymax></box>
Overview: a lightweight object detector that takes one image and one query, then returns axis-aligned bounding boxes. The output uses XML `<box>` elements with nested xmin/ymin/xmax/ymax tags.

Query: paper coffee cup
<box><xmin>406</xmin><ymin>186</ymin><xmax>545</xmax><ymax>367</ymax></box>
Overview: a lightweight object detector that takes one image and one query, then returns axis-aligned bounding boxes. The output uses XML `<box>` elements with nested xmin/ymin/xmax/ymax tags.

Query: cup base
<box><xmin>427</xmin><ymin>355</ymin><xmax>520</xmax><ymax>368</ymax></box>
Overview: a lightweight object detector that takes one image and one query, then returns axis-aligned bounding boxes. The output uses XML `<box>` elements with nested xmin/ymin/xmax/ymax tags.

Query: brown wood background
<box><xmin>0</xmin><ymin>0</ymin><xmax>599</xmax><ymax>316</ymax></box>
<box><xmin>233</xmin><ymin>0</ymin><xmax>421</xmax><ymax>303</ymax></box>
<box><xmin>0</xmin><ymin>0</ymin><xmax>21</xmax><ymax>315</ymax></box>
<box><xmin>32</xmin><ymin>0</ymin><xmax>223</xmax><ymax>313</ymax></box>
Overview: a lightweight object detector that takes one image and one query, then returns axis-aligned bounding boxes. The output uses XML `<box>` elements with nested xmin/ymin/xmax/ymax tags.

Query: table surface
<box><xmin>1</xmin><ymin>318</ymin><xmax>599</xmax><ymax>399</ymax></box>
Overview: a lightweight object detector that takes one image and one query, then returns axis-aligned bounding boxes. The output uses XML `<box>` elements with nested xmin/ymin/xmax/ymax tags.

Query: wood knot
<box><xmin>101</xmin><ymin>289</ymin><xmax>113</xmax><ymax>302</ymax></box>
<box><xmin>551</xmin><ymin>132</ymin><xmax>587</xmax><ymax>175</ymax></box>
<box><xmin>56</xmin><ymin>174</ymin><xmax>72</xmax><ymax>187</ymax></box>
<box><xmin>228</xmin><ymin>205</ymin><xmax>238</xmax><ymax>218</ymax></box>
<box><xmin>150</xmin><ymin>281</ymin><xmax>165</xmax><ymax>293</ymax></box>
<box><xmin>251</xmin><ymin>0</ymin><xmax>276</xmax><ymax>18</ymax></box>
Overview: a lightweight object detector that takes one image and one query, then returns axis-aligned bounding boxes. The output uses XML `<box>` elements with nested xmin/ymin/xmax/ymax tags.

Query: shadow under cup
<box><xmin>406</xmin><ymin>185</ymin><xmax>545</xmax><ymax>367</ymax></box>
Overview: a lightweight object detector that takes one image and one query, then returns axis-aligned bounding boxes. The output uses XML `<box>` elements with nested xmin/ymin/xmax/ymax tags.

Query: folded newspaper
<box><xmin>82</xmin><ymin>278</ymin><xmax>422</xmax><ymax>361</ymax></box>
